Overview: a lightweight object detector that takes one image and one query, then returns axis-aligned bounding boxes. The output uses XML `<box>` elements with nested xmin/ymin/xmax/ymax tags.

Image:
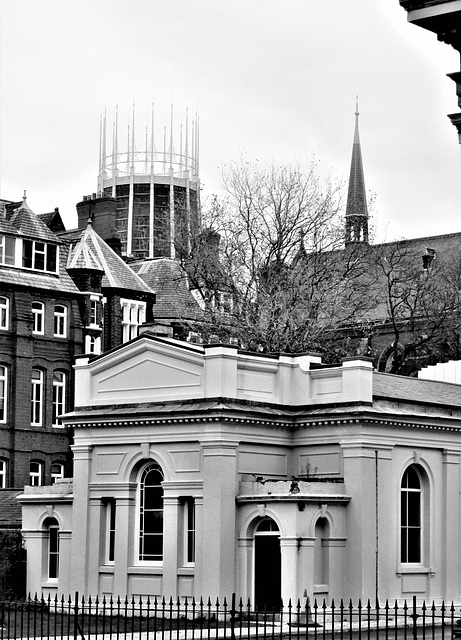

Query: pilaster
<box><xmin>442</xmin><ymin>449</ymin><xmax>461</xmax><ymax>599</ymax></box>
<box><xmin>280</xmin><ymin>537</ymin><xmax>299</xmax><ymax>605</ymax></box>
<box><xmin>113</xmin><ymin>496</ymin><xmax>135</xmax><ymax>596</ymax></box>
<box><xmin>70</xmin><ymin>443</ymin><xmax>93</xmax><ymax>594</ymax></box>
<box><xmin>199</xmin><ymin>439</ymin><xmax>238</xmax><ymax>599</ymax></box>
<box><xmin>162</xmin><ymin>495</ymin><xmax>181</xmax><ymax>598</ymax></box>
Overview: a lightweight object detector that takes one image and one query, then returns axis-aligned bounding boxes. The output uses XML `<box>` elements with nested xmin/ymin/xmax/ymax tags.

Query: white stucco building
<box><xmin>19</xmin><ymin>334</ymin><xmax>461</xmax><ymax>606</ymax></box>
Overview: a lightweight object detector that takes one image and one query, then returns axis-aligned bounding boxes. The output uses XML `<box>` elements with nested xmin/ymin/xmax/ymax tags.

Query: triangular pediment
<box><xmin>89</xmin><ymin>336</ymin><xmax>205</xmax><ymax>403</ymax></box>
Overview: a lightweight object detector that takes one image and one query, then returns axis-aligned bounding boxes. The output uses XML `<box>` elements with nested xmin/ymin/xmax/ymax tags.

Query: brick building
<box><xmin>0</xmin><ymin>194</ymin><xmax>155</xmax><ymax>495</ymax></box>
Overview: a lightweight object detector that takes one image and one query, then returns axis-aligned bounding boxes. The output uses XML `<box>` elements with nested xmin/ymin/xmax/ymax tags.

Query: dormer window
<box><xmin>0</xmin><ymin>235</ymin><xmax>15</xmax><ymax>265</ymax></box>
<box><xmin>422</xmin><ymin>248</ymin><xmax>436</xmax><ymax>270</ymax></box>
<box><xmin>23</xmin><ymin>240</ymin><xmax>58</xmax><ymax>273</ymax></box>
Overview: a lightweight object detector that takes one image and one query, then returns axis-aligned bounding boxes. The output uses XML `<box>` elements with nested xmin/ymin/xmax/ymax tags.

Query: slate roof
<box><xmin>364</xmin><ymin>232</ymin><xmax>461</xmax><ymax>323</ymax></box>
<box><xmin>0</xmin><ymin>245</ymin><xmax>81</xmax><ymax>294</ymax></box>
<box><xmin>0</xmin><ymin>490</ymin><xmax>23</xmax><ymax>529</ymax></box>
<box><xmin>346</xmin><ymin>111</ymin><xmax>368</xmax><ymax>220</ymax></box>
<box><xmin>131</xmin><ymin>258</ymin><xmax>202</xmax><ymax>320</ymax></box>
<box><xmin>0</xmin><ymin>215</ymin><xmax>20</xmax><ymax>235</ymax></box>
<box><xmin>7</xmin><ymin>198</ymin><xmax>59</xmax><ymax>243</ymax></box>
<box><xmin>66</xmin><ymin>223</ymin><xmax>155</xmax><ymax>294</ymax></box>
<box><xmin>298</xmin><ymin>230</ymin><xmax>461</xmax><ymax>326</ymax></box>
<box><xmin>0</xmin><ymin>199</ymin><xmax>80</xmax><ymax>294</ymax></box>
<box><xmin>38</xmin><ymin>209</ymin><xmax>66</xmax><ymax>233</ymax></box>
<box><xmin>65</xmin><ymin>374</ymin><xmax>461</xmax><ymax>425</ymax></box>
<box><xmin>376</xmin><ymin>231</ymin><xmax>461</xmax><ymax>268</ymax></box>
<box><xmin>373</xmin><ymin>371</ymin><xmax>461</xmax><ymax>408</ymax></box>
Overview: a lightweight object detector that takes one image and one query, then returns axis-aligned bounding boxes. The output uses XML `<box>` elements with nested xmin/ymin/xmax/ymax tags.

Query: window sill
<box><xmin>313</xmin><ymin>584</ymin><xmax>329</xmax><ymax>593</ymax></box>
<box><xmin>397</xmin><ymin>565</ymin><xmax>434</xmax><ymax>577</ymax></box>
<box><xmin>41</xmin><ymin>580</ymin><xmax>58</xmax><ymax>588</ymax></box>
<box><xmin>128</xmin><ymin>566</ymin><xmax>164</xmax><ymax>575</ymax></box>
<box><xmin>178</xmin><ymin>567</ymin><xmax>195</xmax><ymax>575</ymax></box>
<box><xmin>99</xmin><ymin>565</ymin><xmax>115</xmax><ymax>574</ymax></box>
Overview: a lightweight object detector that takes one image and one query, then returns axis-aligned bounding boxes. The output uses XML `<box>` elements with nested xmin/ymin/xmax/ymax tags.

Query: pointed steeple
<box><xmin>345</xmin><ymin>98</ymin><xmax>369</xmax><ymax>245</ymax></box>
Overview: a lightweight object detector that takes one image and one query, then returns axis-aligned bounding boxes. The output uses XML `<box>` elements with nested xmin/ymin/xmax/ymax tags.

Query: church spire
<box><xmin>345</xmin><ymin>98</ymin><xmax>369</xmax><ymax>245</ymax></box>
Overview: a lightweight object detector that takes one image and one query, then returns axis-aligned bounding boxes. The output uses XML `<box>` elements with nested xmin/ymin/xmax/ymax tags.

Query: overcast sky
<box><xmin>1</xmin><ymin>0</ymin><xmax>459</xmax><ymax>242</ymax></box>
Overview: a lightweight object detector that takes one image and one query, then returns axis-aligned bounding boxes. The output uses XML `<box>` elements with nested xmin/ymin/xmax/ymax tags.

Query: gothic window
<box><xmin>138</xmin><ymin>462</ymin><xmax>164</xmax><ymax>562</ymax></box>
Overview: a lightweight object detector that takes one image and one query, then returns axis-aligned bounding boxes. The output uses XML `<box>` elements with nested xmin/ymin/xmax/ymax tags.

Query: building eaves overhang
<box><xmin>0</xmin><ymin>266</ymin><xmax>81</xmax><ymax>295</ymax></box>
<box><xmin>63</xmin><ymin>395</ymin><xmax>461</xmax><ymax>433</ymax></box>
<box><xmin>17</xmin><ymin>494</ymin><xmax>74</xmax><ymax>505</ymax></box>
<box><xmin>399</xmin><ymin>2</ymin><xmax>461</xmax><ymax>28</ymax></box>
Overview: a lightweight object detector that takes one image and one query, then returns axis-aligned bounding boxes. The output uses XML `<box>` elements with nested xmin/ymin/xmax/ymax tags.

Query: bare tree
<box><xmin>180</xmin><ymin>158</ymin><xmax>376</xmax><ymax>356</ymax></box>
<box><xmin>372</xmin><ymin>241</ymin><xmax>461</xmax><ymax>374</ymax></box>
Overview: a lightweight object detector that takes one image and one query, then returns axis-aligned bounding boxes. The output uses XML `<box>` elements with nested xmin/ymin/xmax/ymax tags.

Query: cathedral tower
<box><xmin>95</xmin><ymin>104</ymin><xmax>200</xmax><ymax>259</ymax></box>
<box><xmin>345</xmin><ymin>101</ymin><xmax>369</xmax><ymax>245</ymax></box>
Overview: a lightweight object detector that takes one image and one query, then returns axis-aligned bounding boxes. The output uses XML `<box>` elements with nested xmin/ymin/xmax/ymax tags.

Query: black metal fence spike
<box><xmin>0</xmin><ymin>593</ymin><xmax>457</xmax><ymax>640</ymax></box>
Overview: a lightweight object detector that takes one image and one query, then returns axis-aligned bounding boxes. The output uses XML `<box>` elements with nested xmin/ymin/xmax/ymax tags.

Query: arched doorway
<box><xmin>254</xmin><ymin>518</ymin><xmax>281</xmax><ymax>611</ymax></box>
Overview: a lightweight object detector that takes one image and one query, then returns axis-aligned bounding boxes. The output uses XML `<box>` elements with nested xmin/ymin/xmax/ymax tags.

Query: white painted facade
<box><xmin>20</xmin><ymin>335</ymin><xmax>461</xmax><ymax>604</ymax></box>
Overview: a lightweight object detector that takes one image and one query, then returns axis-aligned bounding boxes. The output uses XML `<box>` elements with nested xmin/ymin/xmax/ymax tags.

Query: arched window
<box><xmin>0</xmin><ymin>458</ymin><xmax>7</xmax><ymax>488</ymax></box>
<box><xmin>85</xmin><ymin>334</ymin><xmax>101</xmax><ymax>355</ymax></box>
<box><xmin>32</xmin><ymin>302</ymin><xmax>44</xmax><ymax>335</ymax></box>
<box><xmin>30</xmin><ymin>460</ymin><xmax>43</xmax><ymax>486</ymax></box>
<box><xmin>52</xmin><ymin>371</ymin><xmax>66</xmax><ymax>427</ymax></box>
<box><xmin>0</xmin><ymin>296</ymin><xmax>9</xmax><ymax>330</ymax></box>
<box><xmin>31</xmin><ymin>369</ymin><xmax>44</xmax><ymax>426</ymax></box>
<box><xmin>53</xmin><ymin>305</ymin><xmax>67</xmax><ymax>337</ymax></box>
<box><xmin>51</xmin><ymin>462</ymin><xmax>65</xmax><ymax>484</ymax></box>
<box><xmin>44</xmin><ymin>517</ymin><xmax>59</xmax><ymax>580</ymax></box>
<box><xmin>138</xmin><ymin>462</ymin><xmax>164</xmax><ymax>562</ymax></box>
<box><xmin>256</xmin><ymin>518</ymin><xmax>279</xmax><ymax>533</ymax></box>
<box><xmin>0</xmin><ymin>365</ymin><xmax>7</xmax><ymax>423</ymax></box>
<box><xmin>401</xmin><ymin>465</ymin><xmax>423</xmax><ymax>564</ymax></box>
<box><xmin>314</xmin><ymin>517</ymin><xmax>330</xmax><ymax>587</ymax></box>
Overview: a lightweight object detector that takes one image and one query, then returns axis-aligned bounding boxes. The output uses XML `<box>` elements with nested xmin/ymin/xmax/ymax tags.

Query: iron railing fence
<box><xmin>0</xmin><ymin>593</ymin><xmax>460</xmax><ymax>640</ymax></box>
